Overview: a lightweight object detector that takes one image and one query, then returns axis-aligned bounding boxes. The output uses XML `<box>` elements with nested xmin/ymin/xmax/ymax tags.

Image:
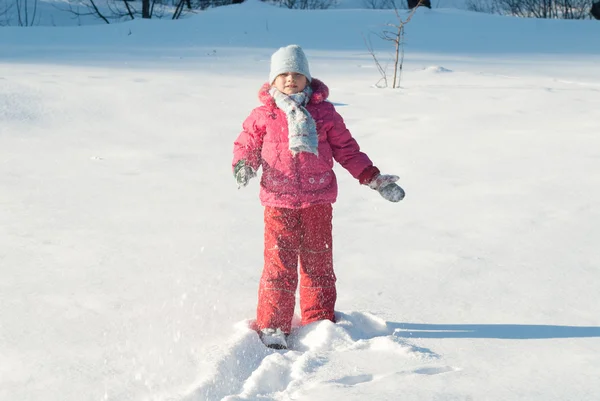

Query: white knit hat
<box><xmin>269</xmin><ymin>45</ymin><xmax>312</xmax><ymax>84</ymax></box>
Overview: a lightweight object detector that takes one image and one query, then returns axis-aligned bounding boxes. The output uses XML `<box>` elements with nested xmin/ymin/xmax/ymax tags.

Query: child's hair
<box><xmin>269</xmin><ymin>45</ymin><xmax>312</xmax><ymax>84</ymax></box>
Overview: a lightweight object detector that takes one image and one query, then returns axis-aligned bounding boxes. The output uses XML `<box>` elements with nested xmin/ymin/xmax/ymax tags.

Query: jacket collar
<box><xmin>258</xmin><ymin>78</ymin><xmax>329</xmax><ymax>110</ymax></box>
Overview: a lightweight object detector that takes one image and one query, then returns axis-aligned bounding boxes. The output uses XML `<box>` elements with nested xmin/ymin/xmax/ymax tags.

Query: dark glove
<box><xmin>234</xmin><ymin>161</ymin><xmax>256</xmax><ymax>189</ymax></box>
<box><xmin>368</xmin><ymin>174</ymin><xmax>405</xmax><ymax>202</ymax></box>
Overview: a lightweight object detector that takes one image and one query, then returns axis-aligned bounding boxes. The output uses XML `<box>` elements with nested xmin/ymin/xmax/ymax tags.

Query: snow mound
<box><xmin>183</xmin><ymin>312</ymin><xmax>457</xmax><ymax>401</ymax></box>
<box><xmin>421</xmin><ymin>65</ymin><xmax>454</xmax><ymax>73</ymax></box>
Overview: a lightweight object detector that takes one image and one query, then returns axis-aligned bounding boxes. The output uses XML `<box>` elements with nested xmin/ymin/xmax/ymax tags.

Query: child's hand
<box><xmin>368</xmin><ymin>174</ymin><xmax>405</xmax><ymax>202</ymax></box>
<box><xmin>235</xmin><ymin>164</ymin><xmax>256</xmax><ymax>189</ymax></box>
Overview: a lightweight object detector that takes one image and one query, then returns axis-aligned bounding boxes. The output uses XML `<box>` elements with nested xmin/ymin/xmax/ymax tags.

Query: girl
<box><xmin>232</xmin><ymin>45</ymin><xmax>404</xmax><ymax>349</ymax></box>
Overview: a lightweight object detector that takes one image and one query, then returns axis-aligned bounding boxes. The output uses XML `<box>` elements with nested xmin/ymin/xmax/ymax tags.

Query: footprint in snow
<box><xmin>330</xmin><ymin>373</ymin><xmax>374</xmax><ymax>386</ymax></box>
<box><xmin>182</xmin><ymin>311</ymin><xmax>458</xmax><ymax>401</ymax></box>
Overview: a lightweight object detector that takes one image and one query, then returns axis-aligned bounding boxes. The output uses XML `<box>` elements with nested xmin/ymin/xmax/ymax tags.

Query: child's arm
<box><xmin>326</xmin><ymin>105</ymin><xmax>377</xmax><ymax>181</ymax></box>
<box><xmin>232</xmin><ymin>109</ymin><xmax>267</xmax><ymax>186</ymax></box>
<box><xmin>327</xmin><ymin>105</ymin><xmax>405</xmax><ymax>202</ymax></box>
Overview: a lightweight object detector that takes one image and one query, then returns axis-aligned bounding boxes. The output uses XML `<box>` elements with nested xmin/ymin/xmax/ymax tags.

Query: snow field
<box><xmin>1</xmin><ymin>3</ymin><xmax>600</xmax><ymax>401</ymax></box>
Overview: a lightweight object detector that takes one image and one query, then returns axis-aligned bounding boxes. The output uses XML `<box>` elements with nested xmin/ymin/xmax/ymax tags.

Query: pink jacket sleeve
<box><xmin>232</xmin><ymin>108</ymin><xmax>266</xmax><ymax>172</ymax></box>
<box><xmin>326</xmin><ymin>105</ymin><xmax>376</xmax><ymax>181</ymax></box>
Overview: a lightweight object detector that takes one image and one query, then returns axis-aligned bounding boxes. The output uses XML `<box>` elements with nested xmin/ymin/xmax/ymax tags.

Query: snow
<box><xmin>1</xmin><ymin>1</ymin><xmax>600</xmax><ymax>401</ymax></box>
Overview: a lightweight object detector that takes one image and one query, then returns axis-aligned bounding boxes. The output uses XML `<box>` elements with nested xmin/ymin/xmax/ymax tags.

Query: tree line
<box><xmin>467</xmin><ymin>0</ymin><xmax>599</xmax><ymax>19</ymax></box>
<box><xmin>1</xmin><ymin>0</ymin><xmax>599</xmax><ymax>26</ymax></box>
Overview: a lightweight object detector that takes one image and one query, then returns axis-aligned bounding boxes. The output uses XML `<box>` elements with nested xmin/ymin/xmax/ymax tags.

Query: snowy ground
<box><xmin>1</xmin><ymin>2</ymin><xmax>600</xmax><ymax>401</ymax></box>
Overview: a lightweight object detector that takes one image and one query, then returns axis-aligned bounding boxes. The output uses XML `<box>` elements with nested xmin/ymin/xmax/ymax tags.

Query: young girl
<box><xmin>232</xmin><ymin>45</ymin><xmax>404</xmax><ymax>349</ymax></box>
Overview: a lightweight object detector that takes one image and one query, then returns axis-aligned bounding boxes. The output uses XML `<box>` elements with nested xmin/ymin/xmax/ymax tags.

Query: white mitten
<box><xmin>368</xmin><ymin>174</ymin><xmax>405</xmax><ymax>202</ymax></box>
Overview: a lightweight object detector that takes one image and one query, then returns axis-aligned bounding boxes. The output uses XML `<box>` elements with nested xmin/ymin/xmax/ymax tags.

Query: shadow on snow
<box><xmin>389</xmin><ymin>322</ymin><xmax>600</xmax><ymax>339</ymax></box>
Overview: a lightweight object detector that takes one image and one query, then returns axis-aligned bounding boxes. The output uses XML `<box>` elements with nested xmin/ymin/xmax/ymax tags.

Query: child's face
<box><xmin>273</xmin><ymin>72</ymin><xmax>308</xmax><ymax>95</ymax></box>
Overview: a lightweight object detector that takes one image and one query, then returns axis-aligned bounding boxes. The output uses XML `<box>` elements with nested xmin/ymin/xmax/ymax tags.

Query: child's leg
<box><xmin>298</xmin><ymin>204</ymin><xmax>336</xmax><ymax>326</ymax></box>
<box><xmin>257</xmin><ymin>206</ymin><xmax>301</xmax><ymax>334</ymax></box>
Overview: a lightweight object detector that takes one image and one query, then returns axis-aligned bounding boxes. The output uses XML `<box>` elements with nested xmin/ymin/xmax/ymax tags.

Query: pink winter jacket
<box><xmin>232</xmin><ymin>78</ymin><xmax>377</xmax><ymax>209</ymax></box>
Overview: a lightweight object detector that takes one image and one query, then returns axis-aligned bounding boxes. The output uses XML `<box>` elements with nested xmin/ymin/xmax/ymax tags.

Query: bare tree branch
<box><xmin>88</xmin><ymin>0</ymin><xmax>110</xmax><ymax>23</ymax></box>
<box><xmin>14</xmin><ymin>0</ymin><xmax>39</xmax><ymax>26</ymax></box>
<box><xmin>121</xmin><ymin>0</ymin><xmax>135</xmax><ymax>19</ymax></box>
<box><xmin>363</xmin><ymin>33</ymin><xmax>388</xmax><ymax>88</ymax></box>
<box><xmin>480</xmin><ymin>0</ymin><xmax>594</xmax><ymax>19</ymax></box>
<box><xmin>372</xmin><ymin>0</ymin><xmax>424</xmax><ymax>88</ymax></box>
<box><xmin>0</xmin><ymin>1</ymin><xmax>14</xmax><ymax>26</ymax></box>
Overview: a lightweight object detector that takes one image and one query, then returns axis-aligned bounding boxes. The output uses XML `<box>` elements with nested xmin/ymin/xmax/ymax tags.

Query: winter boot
<box><xmin>259</xmin><ymin>328</ymin><xmax>288</xmax><ymax>350</ymax></box>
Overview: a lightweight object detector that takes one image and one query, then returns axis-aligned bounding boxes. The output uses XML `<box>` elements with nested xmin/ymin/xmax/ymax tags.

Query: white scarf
<box><xmin>269</xmin><ymin>86</ymin><xmax>318</xmax><ymax>156</ymax></box>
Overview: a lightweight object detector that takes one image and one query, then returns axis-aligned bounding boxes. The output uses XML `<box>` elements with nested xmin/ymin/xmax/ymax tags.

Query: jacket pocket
<box><xmin>299</xmin><ymin>170</ymin><xmax>334</xmax><ymax>192</ymax></box>
<box><xmin>261</xmin><ymin>166</ymin><xmax>297</xmax><ymax>194</ymax></box>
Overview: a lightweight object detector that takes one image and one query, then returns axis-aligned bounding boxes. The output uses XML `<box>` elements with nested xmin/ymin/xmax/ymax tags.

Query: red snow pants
<box><xmin>256</xmin><ymin>204</ymin><xmax>336</xmax><ymax>334</ymax></box>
